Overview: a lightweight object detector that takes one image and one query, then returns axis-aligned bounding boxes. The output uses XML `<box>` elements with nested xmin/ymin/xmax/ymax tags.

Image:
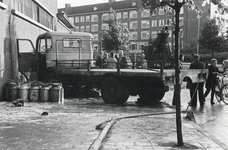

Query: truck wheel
<box><xmin>138</xmin><ymin>80</ymin><xmax>166</xmax><ymax>104</ymax></box>
<box><xmin>101</xmin><ymin>76</ymin><xmax>129</xmax><ymax>104</ymax></box>
<box><xmin>138</xmin><ymin>92</ymin><xmax>165</xmax><ymax>104</ymax></box>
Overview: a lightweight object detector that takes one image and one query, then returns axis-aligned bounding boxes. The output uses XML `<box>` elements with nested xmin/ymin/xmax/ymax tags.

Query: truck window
<box><xmin>39</xmin><ymin>38</ymin><xmax>52</xmax><ymax>53</ymax></box>
<box><xmin>17</xmin><ymin>40</ymin><xmax>35</xmax><ymax>53</ymax></box>
<box><xmin>63</xmin><ymin>38</ymin><xmax>80</xmax><ymax>48</ymax></box>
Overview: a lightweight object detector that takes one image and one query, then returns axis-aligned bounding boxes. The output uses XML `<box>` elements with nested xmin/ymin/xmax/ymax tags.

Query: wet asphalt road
<box><xmin>1</xmin><ymin>83</ymin><xmax>228</xmax><ymax>149</ymax></box>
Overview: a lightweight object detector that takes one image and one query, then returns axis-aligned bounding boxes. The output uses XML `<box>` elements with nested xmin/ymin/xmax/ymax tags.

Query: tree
<box><xmin>101</xmin><ymin>8</ymin><xmax>130</xmax><ymax>53</ymax></box>
<box><xmin>199</xmin><ymin>18</ymin><xmax>225</xmax><ymax>56</ymax></box>
<box><xmin>141</xmin><ymin>0</ymin><xmax>228</xmax><ymax>147</ymax></box>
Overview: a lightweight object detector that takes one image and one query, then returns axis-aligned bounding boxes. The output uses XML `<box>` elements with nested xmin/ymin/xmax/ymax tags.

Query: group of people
<box><xmin>95</xmin><ymin>50</ymin><xmax>147</xmax><ymax>69</ymax></box>
<box><xmin>188</xmin><ymin>54</ymin><xmax>225</xmax><ymax>107</ymax></box>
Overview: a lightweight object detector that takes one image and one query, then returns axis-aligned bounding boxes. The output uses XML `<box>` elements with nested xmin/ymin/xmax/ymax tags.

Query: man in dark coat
<box><xmin>189</xmin><ymin>54</ymin><xmax>205</xmax><ymax>106</ymax></box>
<box><xmin>204</xmin><ymin>58</ymin><xmax>224</xmax><ymax>105</ymax></box>
<box><xmin>117</xmin><ymin>50</ymin><xmax>127</xmax><ymax>69</ymax></box>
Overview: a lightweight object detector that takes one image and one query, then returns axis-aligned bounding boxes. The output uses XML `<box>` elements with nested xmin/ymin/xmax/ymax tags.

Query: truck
<box><xmin>17</xmin><ymin>31</ymin><xmax>207</xmax><ymax>104</ymax></box>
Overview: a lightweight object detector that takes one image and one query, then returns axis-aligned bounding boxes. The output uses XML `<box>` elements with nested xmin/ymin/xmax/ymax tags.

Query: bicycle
<box><xmin>214</xmin><ymin>72</ymin><xmax>228</xmax><ymax>105</ymax></box>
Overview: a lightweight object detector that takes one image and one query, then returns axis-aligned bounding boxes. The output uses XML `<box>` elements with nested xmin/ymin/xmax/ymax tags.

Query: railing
<box><xmin>54</xmin><ymin>59</ymin><xmax>165</xmax><ymax>76</ymax></box>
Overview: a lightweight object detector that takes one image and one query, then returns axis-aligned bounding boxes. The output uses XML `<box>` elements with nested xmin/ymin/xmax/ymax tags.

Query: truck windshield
<box><xmin>39</xmin><ymin>38</ymin><xmax>52</xmax><ymax>53</ymax></box>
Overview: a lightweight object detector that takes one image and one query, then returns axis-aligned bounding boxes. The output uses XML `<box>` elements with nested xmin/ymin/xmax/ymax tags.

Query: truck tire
<box><xmin>101</xmin><ymin>75</ymin><xmax>129</xmax><ymax>104</ymax></box>
<box><xmin>138</xmin><ymin>81</ymin><xmax>166</xmax><ymax>104</ymax></box>
<box><xmin>138</xmin><ymin>92</ymin><xmax>165</xmax><ymax>104</ymax></box>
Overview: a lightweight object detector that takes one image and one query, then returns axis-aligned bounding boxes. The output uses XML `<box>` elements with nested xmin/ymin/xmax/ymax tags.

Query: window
<box><xmin>179</xmin><ymin>29</ymin><xmax>183</xmax><ymax>38</ymax></box>
<box><xmin>86</xmin><ymin>25</ymin><xmax>90</xmax><ymax>32</ymax></box>
<box><xmin>91</xmin><ymin>14</ymin><xmax>98</xmax><ymax>22</ymax></box>
<box><xmin>102</xmin><ymin>24</ymin><xmax>109</xmax><ymax>30</ymax></box>
<box><xmin>80</xmin><ymin>26</ymin><xmax>85</xmax><ymax>32</ymax></box>
<box><xmin>159</xmin><ymin>7</ymin><xmax>164</xmax><ymax>15</ymax></box>
<box><xmin>102</xmin><ymin>13</ymin><xmax>109</xmax><ymax>20</ymax></box>
<box><xmin>75</xmin><ymin>17</ymin><xmax>79</xmax><ymax>23</ymax></box>
<box><xmin>63</xmin><ymin>38</ymin><xmax>80</xmax><ymax>48</ymax></box>
<box><xmin>130</xmin><ymin>10</ymin><xmax>137</xmax><ymax>18</ymax></box>
<box><xmin>141</xmin><ymin>20</ymin><xmax>150</xmax><ymax>28</ymax></box>
<box><xmin>179</xmin><ymin>17</ymin><xmax>184</xmax><ymax>26</ymax></box>
<box><xmin>123</xmin><ymin>11</ymin><xmax>128</xmax><ymax>18</ymax></box>
<box><xmin>130</xmin><ymin>43</ymin><xmax>137</xmax><ymax>50</ymax></box>
<box><xmin>80</xmin><ymin>16</ymin><xmax>84</xmax><ymax>22</ymax></box>
<box><xmin>130</xmin><ymin>21</ymin><xmax>138</xmax><ymax>29</ymax></box>
<box><xmin>117</xmin><ymin>12</ymin><xmax>121</xmax><ymax>19</ymax></box>
<box><xmin>86</xmin><ymin>15</ymin><xmax>90</xmax><ymax>22</ymax></box>
<box><xmin>151</xmin><ymin>31</ymin><xmax>157</xmax><ymax>39</ymax></box>
<box><xmin>141</xmin><ymin>31</ymin><xmax>149</xmax><ymax>40</ymax></box>
<box><xmin>91</xmin><ymin>24</ymin><xmax>98</xmax><ymax>32</ymax></box>
<box><xmin>75</xmin><ymin>26</ymin><xmax>79</xmax><ymax>32</ymax></box>
<box><xmin>93</xmin><ymin>34</ymin><xmax>98</xmax><ymax>41</ymax></box>
<box><xmin>139</xmin><ymin>44</ymin><xmax>144</xmax><ymax>50</ymax></box>
<box><xmin>180</xmin><ymin>7</ymin><xmax>184</xmax><ymax>14</ymax></box>
<box><xmin>166</xmin><ymin>19</ymin><xmax>172</xmax><ymax>26</ymax></box>
<box><xmin>130</xmin><ymin>32</ymin><xmax>137</xmax><ymax>40</ymax></box>
<box><xmin>151</xmin><ymin>20</ymin><xmax>157</xmax><ymax>27</ymax></box>
<box><xmin>159</xmin><ymin>19</ymin><xmax>164</xmax><ymax>27</ymax></box>
<box><xmin>14</xmin><ymin>0</ymin><xmax>54</xmax><ymax>29</ymax></box>
<box><xmin>141</xmin><ymin>9</ymin><xmax>150</xmax><ymax>18</ymax></box>
<box><xmin>123</xmin><ymin>22</ymin><xmax>128</xmax><ymax>29</ymax></box>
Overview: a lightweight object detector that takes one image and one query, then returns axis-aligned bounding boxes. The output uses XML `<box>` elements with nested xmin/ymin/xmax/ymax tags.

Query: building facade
<box><xmin>0</xmin><ymin>0</ymin><xmax>72</xmax><ymax>99</ymax></box>
<box><xmin>58</xmin><ymin>0</ymin><xmax>211</xmax><ymax>55</ymax></box>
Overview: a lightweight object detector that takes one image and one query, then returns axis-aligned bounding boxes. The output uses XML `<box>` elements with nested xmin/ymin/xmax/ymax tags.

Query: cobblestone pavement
<box><xmin>0</xmin><ymin>88</ymin><xmax>227</xmax><ymax>150</ymax></box>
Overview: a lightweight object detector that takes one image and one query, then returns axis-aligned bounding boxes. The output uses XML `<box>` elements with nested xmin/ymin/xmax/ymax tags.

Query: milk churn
<box><xmin>28</xmin><ymin>83</ymin><xmax>39</xmax><ymax>102</ymax></box>
<box><xmin>18</xmin><ymin>82</ymin><xmax>28</xmax><ymax>102</ymax></box>
<box><xmin>40</xmin><ymin>84</ymin><xmax>50</xmax><ymax>102</ymax></box>
<box><xmin>49</xmin><ymin>83</ymin><xmax>61</xmax><ymax>102</ymax></box>
<box><xmin>8</xmin><ymin>82</ymin><xmax>18</xmax><ymax>101</ymax></box>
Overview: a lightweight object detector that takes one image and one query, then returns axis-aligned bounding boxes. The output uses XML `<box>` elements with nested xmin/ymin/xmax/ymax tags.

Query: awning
<box><xmin>57</xmin><ymin>12</ymin><xmax>75</xmax><ymax>29</ymax></box>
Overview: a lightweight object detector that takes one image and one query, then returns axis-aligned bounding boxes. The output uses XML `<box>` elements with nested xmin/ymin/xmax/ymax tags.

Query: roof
<box><xmin>58</xmin><ymin>0</ymin><xmax>140</xmax><ymax>16</ymax></box>
<box><xmin>38</xmin><ymin>31</ymin><xmax>93</xmax><ymax>38</ymax></box>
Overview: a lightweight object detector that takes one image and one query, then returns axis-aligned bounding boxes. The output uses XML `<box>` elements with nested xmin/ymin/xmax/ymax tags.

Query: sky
<box><xmin>57</xmin><ymin>0</ymin><xmax>124</xmax><ymax>8</ymax></box>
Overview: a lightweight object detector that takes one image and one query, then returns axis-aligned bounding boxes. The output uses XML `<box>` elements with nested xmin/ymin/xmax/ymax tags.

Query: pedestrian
<box><xmin>189</xmin><ymin>54</ymin><xmax>205</xmax><ymax>107</ymax></box>
<box><xmin>95</xmin><ymin>51</ymin><xmax>104</xmax><ymax>68</ymax></box>
<box><xmin>117</xmin><ymin>50</ymin><xmax>127</xmax><ymax>69</ymax></box>
<box><xmin>106</xmin><ymin>52</ymin><xmax>117</xmax><ymax>69</ymax></box>
<box><xmin>179</xmin><ymin>53</ymin><xmax>184</xmax><ymax>69</ymax></box>
<box><xmin>137</xmin><ymin>53</ymin><xmax>147</xmax><ymax>68</ymax></box>
<box><xmin>204</xmin><ymin>58</ymin><xmax>224</xmax><ymax>105</ymax></box>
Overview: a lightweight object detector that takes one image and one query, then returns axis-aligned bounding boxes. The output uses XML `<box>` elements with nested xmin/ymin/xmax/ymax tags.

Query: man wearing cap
<box><xmin>189</xmin><ymin>54</ymin><xmax>205</xmax><ymax>106</ymax></box>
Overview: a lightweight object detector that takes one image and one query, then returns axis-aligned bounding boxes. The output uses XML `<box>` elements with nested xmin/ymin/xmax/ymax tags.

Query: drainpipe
<box><xmin>8</xmin><ymin>7</ymin><xmax>15</xmax><ymax>79</ymax></box>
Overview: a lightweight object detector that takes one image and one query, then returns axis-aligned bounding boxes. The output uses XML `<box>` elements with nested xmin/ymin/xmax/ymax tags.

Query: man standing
<box><xmin>189</xmin><ymin>54</ymin><xmax>205</xmax><ymax>107</ymax></box>
<box><xmin>118</xmin><ymin>50</ymin><xmax>127</xmax><ymax>69</ymax></box>
<box><xmin>106</xmin><ymin>52</ymin><xmax>117</xmax><ymax>69</ymax></box>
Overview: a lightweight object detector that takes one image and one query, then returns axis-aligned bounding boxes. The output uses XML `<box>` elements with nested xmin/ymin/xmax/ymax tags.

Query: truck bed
<box><xmin>57</xmin><ymin>68</ymin><xmax>207</xmax><ymax>82</ymax></box>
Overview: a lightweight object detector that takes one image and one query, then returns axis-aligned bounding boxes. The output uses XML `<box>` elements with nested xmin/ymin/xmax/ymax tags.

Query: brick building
<box><xmin>0</xmin><ymin>0</ymin><xmax>73</xmax><ymax>99</ymax></box>
<box><xmin>58</xmin><ymin>0</ymin><xmax>211</xmax><ymax>55</ymax></box>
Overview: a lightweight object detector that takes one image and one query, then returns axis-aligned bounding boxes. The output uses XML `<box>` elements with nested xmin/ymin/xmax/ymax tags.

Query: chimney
<box><xmin>65</xmin><ymin>3</ymin><xmax>72</xmax><ymax>14</ymax></box>
<box><xmin>109</xmin><ymin>0</ymin><xmax>116</xmax><ymax>4</ymax></box>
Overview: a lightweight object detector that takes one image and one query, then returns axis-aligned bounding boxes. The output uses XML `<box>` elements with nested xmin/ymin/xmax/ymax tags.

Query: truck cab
<box><xmin>18</xmin><ymin>31</ymin><xmax>94</xmax><ymax>81</ymax></box>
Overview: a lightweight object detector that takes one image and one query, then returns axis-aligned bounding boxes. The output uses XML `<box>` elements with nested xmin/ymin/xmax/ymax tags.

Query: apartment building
<box><xmin>58</xmin><ymin>0</ymin><xmax>211</xmax><ymax>54</ymax></box>
<box><xmin>0</xmin><ymin>0</ymin><xmax>73</xmax><ymax>98</ymax></box>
